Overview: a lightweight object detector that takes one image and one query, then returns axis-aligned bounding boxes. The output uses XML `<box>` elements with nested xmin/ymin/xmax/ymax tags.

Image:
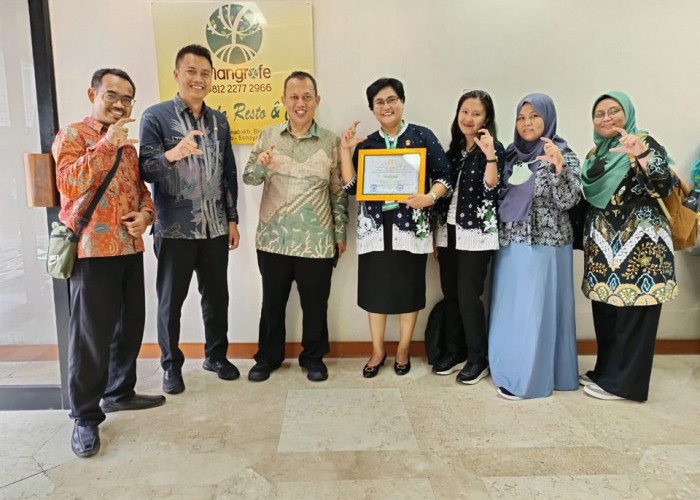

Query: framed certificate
<box><xmin>356</xmin><ymin>148</ymin><xmax>427</xmax><ymax>201</ymax></box>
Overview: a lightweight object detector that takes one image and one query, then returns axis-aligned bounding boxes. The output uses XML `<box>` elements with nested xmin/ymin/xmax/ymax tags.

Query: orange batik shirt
<box><xmin>52</xmin><ymin>117</ymin><xmax>155</xmax><ymax>258</ymax></box>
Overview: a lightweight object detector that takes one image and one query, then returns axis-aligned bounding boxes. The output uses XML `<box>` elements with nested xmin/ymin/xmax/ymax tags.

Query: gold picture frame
<box><xmin>356</xmin><ymin>148</ymin><xmax>427</xmax><ymax>201</ymax></box>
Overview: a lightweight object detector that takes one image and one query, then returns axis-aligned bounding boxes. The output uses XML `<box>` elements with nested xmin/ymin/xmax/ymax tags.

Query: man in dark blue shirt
<box><xmin>139</xmin><ymin>44</ymin><xmax>240</xmax><ymax>394</ymax></box>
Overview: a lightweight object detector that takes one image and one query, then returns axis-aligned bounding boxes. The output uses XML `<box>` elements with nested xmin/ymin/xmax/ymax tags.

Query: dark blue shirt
<box><xmin>344</xmin><ymin>123</ymin><xmax>452</xmax><ymax>254</ymax></box>
<box><xmin>139</xmin><ymin>94</ymin><xmax>238</xmax><ymax>239</ymax></box>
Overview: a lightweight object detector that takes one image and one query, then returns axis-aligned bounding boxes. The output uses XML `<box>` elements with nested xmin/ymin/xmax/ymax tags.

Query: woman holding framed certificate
<box><xmin>339</xmin><ymin>77</ymin><xmax>451</xmax><ymax>377</ymax></box>
<box><xmin>488</xmin><ymin>93</ymin><xmax>581</xmax><ymax>400</ymax></box>
<box><xmin>433</xmin><ymin>90</ymin><xmax>505</xmax><ymax>385</ymax></box>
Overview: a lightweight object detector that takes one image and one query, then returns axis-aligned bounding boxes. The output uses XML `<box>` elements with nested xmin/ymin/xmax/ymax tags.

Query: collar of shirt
<box><xmin>378</xmin><ymin>120</ymin><xmax>408</xmax><ymax>141</ymax></box>
<box><xmin>174</xmin><ymin>93</ymin><xmax>209</xmax><ymax>119</ymax></box>
<box><xmin>282</xmin><ymin>120</ymin><xmax>319</xmax><ymax>139</ymax></box>
<box><xmin>83</xmin><ymin>117</ymin><xmax>108</xmax><ymax>135</ymax></box>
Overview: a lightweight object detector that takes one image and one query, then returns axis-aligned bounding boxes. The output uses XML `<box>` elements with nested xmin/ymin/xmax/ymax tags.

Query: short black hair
<box><xmin>366</xmin><ymin>78</ymin><xmax>405</xmax><ymax>110</ymax></box>
<box><xmin>90</xmin><ymin>68</ymin><xmax>135</xmax><ymax>95</ymax></box>
<box><xmin>448</xmin><ymin>90</ymin><xmax>498</xmax><ymax>158</ymax></box>
<box><xmin>175</xmin><ymin>44</ymin><xmax>213</xmax><ymax>69</ymax></box>
<box><xmin>283</xmin><ymin>71</ymin><xmax>317</xmax><ymax>95</ymax></box>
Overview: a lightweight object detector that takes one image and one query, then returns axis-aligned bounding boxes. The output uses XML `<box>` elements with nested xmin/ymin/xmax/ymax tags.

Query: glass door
<box><xmin>0</xmin><ymin>0</ymin><xmax>63</xmax><ymax>408</ymax></box>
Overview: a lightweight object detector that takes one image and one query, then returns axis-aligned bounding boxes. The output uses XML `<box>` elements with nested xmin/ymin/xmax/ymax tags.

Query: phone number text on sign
<box><xmin>211</xmin><ymin>83</ymin><xmax>273</xmax><ymax>93</ymax></box>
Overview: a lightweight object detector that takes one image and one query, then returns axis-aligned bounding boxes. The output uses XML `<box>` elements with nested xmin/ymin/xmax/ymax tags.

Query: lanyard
<box><xmin>381</xmin><ymin>120</ymin><xmax>406</xmax><ymax>149</ymax></box>
<box><xmin>381</xmin><ymin>121</ymin><xmax>407</xmax><ymax>211</ymax></box>
<box><xmin>384</xmin><ymin>133</ymin><xmax>399</xmax><ymax>150</ymax></box>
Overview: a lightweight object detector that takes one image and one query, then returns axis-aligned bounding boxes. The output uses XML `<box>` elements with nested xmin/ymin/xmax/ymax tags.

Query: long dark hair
<box><xmin>448</xmin><ymin>90</ymin><xmax>497</xmax><ymax>158</ymax></box>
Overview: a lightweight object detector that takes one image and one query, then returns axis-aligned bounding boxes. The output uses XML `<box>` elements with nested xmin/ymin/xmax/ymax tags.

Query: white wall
<box><xmin>48</xmin><ymin>0</ymin><xmax>700</xmax><ymax>343</ymax></box>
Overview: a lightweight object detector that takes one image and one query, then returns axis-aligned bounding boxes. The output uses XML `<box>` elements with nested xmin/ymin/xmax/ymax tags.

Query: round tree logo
<box><xmin>206</xmin><ymin>4</ymin><xmax>262</xmax><ymax>64</ymax></box>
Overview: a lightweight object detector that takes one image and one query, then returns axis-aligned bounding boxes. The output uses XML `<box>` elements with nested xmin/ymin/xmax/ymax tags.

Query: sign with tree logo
<box><xmin>152</xmin><ymin>1</ymin><xmax>313</xmax><ymax>144</ymax></box>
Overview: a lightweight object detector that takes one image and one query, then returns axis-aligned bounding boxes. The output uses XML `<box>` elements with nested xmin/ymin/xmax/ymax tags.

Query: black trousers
<box><xmin>154</xmin><ymin>235</ymin><xmax>229</xmax><ymax>372</ymax></box>
<box><xmin>588</xmin><ymin>301</ymin><xmax>662</xmax><ymax>402</ymax></box>
<box><xmin>255</xmin><ymin>250</ymin><xmax>333</xmax><ymax>367</ymax></box>
<box><xmin>437</xmin><ymin>225</ymin><xmax>492</xmax><ymax>364</ymax></box>
<box><xmin>68</xmin><ymin>253</ymin><xmax>145</xmax><ymax>426</ymax></box>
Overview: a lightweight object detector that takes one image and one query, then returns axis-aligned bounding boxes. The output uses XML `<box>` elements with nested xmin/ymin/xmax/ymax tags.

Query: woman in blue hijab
<box><xmin>488</xmin><ymin>93</ymin><xmax>581</xmax><ymax>400</ymax></box>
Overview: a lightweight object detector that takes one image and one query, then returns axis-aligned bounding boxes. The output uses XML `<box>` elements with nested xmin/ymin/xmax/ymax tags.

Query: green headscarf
<box><xmin>580</xmin><ymin>91</ymin><xmax>647</xmax><ymax>209</ymax></box>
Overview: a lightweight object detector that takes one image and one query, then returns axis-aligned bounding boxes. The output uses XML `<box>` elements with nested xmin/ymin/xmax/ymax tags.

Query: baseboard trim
<box><xmin>1</xmin><ymin>340</ymin><xmax>699</xmax><ymax>362</ymax></box>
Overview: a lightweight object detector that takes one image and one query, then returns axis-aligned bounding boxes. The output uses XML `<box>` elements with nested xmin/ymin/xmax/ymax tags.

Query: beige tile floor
<box><xmin>0</xmin><ymin>355</ymin><xmax>699</xmax><ymax>499</ymax></box>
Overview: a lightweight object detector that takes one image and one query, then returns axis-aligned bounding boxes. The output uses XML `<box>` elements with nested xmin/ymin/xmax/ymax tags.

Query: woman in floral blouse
<box><xmin>340</xmin><ymin>78</ymin><xmax>451</xmax><ymax>377</ymax></box>
<box><xmin>433</xmin><ymin>90</ymin><xmax>504</xmax><ymax>385</ymax></box>
<box><xmin>488</xmin><ymin>93</ymin><xmax>581</xmax><ymax>400</ymax></box>
<box><xmin>579</xmin><ymin>91</ymin><xmax>676</xmax><ymax>402</ymax></box>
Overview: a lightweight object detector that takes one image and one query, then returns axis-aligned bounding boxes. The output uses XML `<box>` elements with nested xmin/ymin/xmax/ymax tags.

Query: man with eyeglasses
<box><xmin>52</xmin><ymin>68</ymin><xmax>166</xmax><ymax>458</ymax></box>
<box><xmin>243</xmin><ymin>71</ymin><xmax>348</xmax><ymax>382</ymax></box>
<box><xmin>139</xmin><ymin>44</ymin><xmax>240</xmax><ymax>394</ymax></box>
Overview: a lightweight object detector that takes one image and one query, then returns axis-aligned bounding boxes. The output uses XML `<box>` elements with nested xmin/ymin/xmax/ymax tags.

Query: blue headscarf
<box><xmin>499</xmin><ymin>93</ymin><xmax>568</xmax><ymax>222</ymax></box>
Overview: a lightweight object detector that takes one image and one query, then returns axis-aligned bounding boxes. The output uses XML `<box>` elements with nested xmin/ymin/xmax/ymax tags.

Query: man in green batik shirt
<box><xmin>243</xmin><ymin>71</ymin><xmax>348</xmax><ymax>383</ymax></box>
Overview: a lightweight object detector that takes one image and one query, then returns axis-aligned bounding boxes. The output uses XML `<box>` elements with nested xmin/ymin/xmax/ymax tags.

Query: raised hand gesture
<box><xmin>536</xmin><ymin>137</ymin><xmax>564</xmax><ymax>173</ymax></box>
<box><xmin>105</xmin><ymin>118</ymin><xmax>138</xmax><ymax>148</ymax></box>
<box><xmin>165</xmin><ymin>130</ymin><xmax>204</xmax><ymax>163</ymax></box>
<box><xmin>609</xmin><ymin>127</ymin><xmax>647</xmax><ymax>157</ymax></box>
<box><xmin>340</xmin><ymin>121</ymin><xmax>367</xmax><ymax>150</ymax></box>
<box><xmin>473</xmin><ymin>129</ymin><xmax>495</xmax><ymax>159</ymax></box>
<box><xmin>257</xmin><ymin>144</ymin><xmax>279</xmax><ymax>168</ymax></box>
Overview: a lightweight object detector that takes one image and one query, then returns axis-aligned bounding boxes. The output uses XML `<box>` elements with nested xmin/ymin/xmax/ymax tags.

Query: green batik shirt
<box><xmin>243</xmin><ymin>121</ymin><xmax>348</xmax><ymax>258</ymax></box>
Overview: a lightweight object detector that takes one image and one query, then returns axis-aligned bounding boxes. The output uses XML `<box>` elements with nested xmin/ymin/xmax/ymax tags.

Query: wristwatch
<box><xmin>429</xmin><ymin>192</ymin><xmax>438</xmax><ymax>205</ymax></box>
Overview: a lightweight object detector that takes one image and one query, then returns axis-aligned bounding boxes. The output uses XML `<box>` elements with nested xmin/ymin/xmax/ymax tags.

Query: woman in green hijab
<box><xmin>579</xmin><ymin>91</ymin><xmax>677</xmax><ymax>402</ymax></box>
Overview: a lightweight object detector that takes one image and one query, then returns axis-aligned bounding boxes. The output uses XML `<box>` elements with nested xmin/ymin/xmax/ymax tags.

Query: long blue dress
<box><xmin>488</xmin><ymin>148</ymin><xmax>581</xmax><ymax>399</ymax></box>
<box><xmin>489</xmin><ymin>243</ymin><xmax>578</xmax><ymax>398</ymax></box>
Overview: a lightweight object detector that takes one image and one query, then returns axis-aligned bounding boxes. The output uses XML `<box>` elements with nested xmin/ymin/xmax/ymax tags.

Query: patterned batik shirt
<box><xmin>243</xmin><ymin>122</ymin><xmax>348</xmax><ymax>259</ymax></box>
<box><xmin>582</xmin><ymin>136</ymin><xmax>677</xmax><ymax>306</ymax></box>
<box><xmin>139</xmin><ymin>94</ymin><xmax>238</xmax><ymax>239</ymax></box>
<box><xmin>499</xmin><ymin>148</ymin><xmax>581</xmax><ymax>247</ymax></box>
<box><xmin>343</xmin><ymin>124</ymin><xmax>452</xmax><ymax>255</ymax></box>
<box><xmin>53</xmin><ymin>117</ymin><xmax>155</xmax><ymax>258</ymax></box>
<box><xmin>435</xmin><ymin>142</ymin><xmax>505</xmax><ymax>251</ymax></box>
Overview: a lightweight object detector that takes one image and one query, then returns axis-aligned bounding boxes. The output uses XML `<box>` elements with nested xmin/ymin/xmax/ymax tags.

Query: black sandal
<box><xmin>394</xmin><ymin>356</ymin><xmax>411</xmax><ymax>376</ymax></box>
<box><xmin>362</xmin><ymin>352</ymin><xmax>387</xmax><ymax>378</ymax></box>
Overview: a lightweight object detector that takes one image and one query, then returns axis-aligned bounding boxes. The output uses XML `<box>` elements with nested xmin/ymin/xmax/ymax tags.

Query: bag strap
<box><xmin>74</xmin><ymin>147</ymin><xmax>123</xmax><ymax>237</ymax></box>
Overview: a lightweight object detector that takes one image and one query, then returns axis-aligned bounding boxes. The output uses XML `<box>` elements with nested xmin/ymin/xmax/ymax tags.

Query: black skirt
<box><xmin>357</xmin><ymin>212</ymin><xmax>427</xmax><ymax>314</ymax></box>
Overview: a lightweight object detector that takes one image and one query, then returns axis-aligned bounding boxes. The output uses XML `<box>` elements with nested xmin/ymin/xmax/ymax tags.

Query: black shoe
<box><xmin>71</xmin><ymin>423</ymin><xmax>100</xmax><ymax>458</ymax></box>
<box><xmin>248</xmin><ymin>363</ymin><xmax>272</xmax><ymax>382</ymax></box>
<box><xmin>497</xmin><ymin>386</ymin><xmax>523</xmax><ymax>401</ymax></box>
<box><xmin>100</xmin><ymin>394</ymin><xmax>166</xmax><ymax>413</ymax></box>
<box><xmin>432</xmin><ymin>353</ymin><xmax>467</xmax><ymax>375</ymax></box>
<box><xmin>203</xmin><ymin>357</ymin><xmax>240</xmax><ymax>380</ymax></box>
<box><xmin>394</xmin><ymin>356</ymin><xmax>411</xmax><ymax>376</ymax></box>
<box><xmin>362</xmin><ymin>352</ymin><xmax>387</xmax><ymax>378</ymax></box>
<box><xmin>301</xmin><ymin>360</ymin><xmax>328</xmax><ymax>382</ymax></box>
<box><xmin>163</xmin><ymin>370</ymin><xmax>185</xmax><ymax>394</ymax></box>
<box><xmin>456</xmin><ymin>361</ymin><xmax>489</xmax><ymax>385</ymax></box>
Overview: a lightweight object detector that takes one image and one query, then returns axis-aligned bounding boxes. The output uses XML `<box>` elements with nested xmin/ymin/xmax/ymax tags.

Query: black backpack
<box><xmin>424</xmin><ymin>299</ymin><xmax>448</xmax><ymax>365</ymax></box>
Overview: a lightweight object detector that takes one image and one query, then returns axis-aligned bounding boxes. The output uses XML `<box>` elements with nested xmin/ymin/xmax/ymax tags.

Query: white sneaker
<box><xmin>584</xmin><ymin>383</ymin><xmax>624</xmax><ymax>400</ymax></box>
<box><xmin>579</xmin><ymin>374</ymin><xmax>595</xmax><ymax>386</ymax></box>
<box><xmin>497</xmin><ymin>387</ymin><xmax>523</xmax><ymax>401</ymax></box>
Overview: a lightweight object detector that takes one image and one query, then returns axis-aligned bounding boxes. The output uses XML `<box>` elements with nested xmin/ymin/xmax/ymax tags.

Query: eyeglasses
<box><xmin>99</xmin><ymin>91</ymin><xmax>135</xmax><ymax>107</ymax></box>
<box><xmin>373</xmin><ymin>96</ymin><xmax>400</xmax><ymax>108</ymax></box>
<box><xmin>593</xmin><ymin>107</ymin><xmax>622</xmax><ymax>120</ymax></box>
